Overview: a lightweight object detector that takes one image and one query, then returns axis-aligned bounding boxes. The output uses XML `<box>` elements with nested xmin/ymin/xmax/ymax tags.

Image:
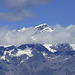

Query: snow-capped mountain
<box><xmin>31</xmin><ymin>23</ymin><xmax>54</xmax><ymax>41</ymax></box>
<box><xmin>35</xmin><ymin>23</ymin><xmax>53</xmax><ymax>33</ymax></box>
<box><xmin>0</xmin><ymin>24</ymin><xmax>75</xmax><ymax>75</ymax></box>
<box><xmin>0</xmin><ymin>43</ymin><xmax>75</xmax><ymax>75</ymax></box>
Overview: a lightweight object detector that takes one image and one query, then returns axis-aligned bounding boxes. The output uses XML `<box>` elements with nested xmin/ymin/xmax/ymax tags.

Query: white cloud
<box><xmin>0</xmin><ymin>24</ymin><xmax>75</xmax><ymax>46</ymax></box>
<box><xmin>0</xmin><ymin>0</ymin><xmax>51</xmax><ymax>21</ymax></box>
<box><xmin>3</xmin><ymin>27</ymin><xmax>37</xmax><ymax>45</ymax></box>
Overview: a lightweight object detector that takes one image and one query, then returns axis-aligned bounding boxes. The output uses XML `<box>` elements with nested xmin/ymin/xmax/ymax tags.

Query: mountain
<box><xmin>31</xmin><ymin>23</ymin><xmax>54</xmax><ymax>41</ymax></box>
<box><xmin>35</xmin><ymin>23</ymin><xmax>53</xmax><ymax>33</ymax></box>
<box><xmin>0</xmin><ymin>43</ymin><xmax>75</xmax><ymax>75</ymax></box>
<box><xmin>0</xmin><ymin>24</ymin><xmax>75</xmax><ymax>75</ymax></box>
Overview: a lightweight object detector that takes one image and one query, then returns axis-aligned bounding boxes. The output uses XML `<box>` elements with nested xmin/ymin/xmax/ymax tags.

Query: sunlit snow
<box><xmin>43</xmin><ymin>44</ymin><xmax>57</xmax><ymax>53</ymax></box>
<box><xmin>70</xmin><ymin>44</ymin><xmax>75</xmax><ymax>50</ymax></box>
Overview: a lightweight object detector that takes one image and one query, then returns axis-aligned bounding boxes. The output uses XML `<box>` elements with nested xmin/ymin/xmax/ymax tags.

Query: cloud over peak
<box><xmin>0</xmin><ymin>24</ymin><xmax>75</xmax><ymax>46</ymax></box>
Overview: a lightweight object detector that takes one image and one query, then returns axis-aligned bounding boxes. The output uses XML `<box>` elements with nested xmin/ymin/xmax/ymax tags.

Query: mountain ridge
<box><xmin>0</xmin><ymin>43</ymin><xmax>75</xmax><ymax>75</ymax></box>
<box><xmin>0</xmin><ymin>23</ymin><xmax>75</xmax><ymax>75</ymax></box>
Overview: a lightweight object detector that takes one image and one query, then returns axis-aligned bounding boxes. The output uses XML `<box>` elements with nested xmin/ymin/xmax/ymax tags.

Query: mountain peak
<box><xmin>35</xmin><ymin>23</ymin><xmax>49</xmax><ymax>29</ymax></box>
<box><xmin>35</xmin><ymin>23</ymin><xmax>53</xmax><ymax>33</ymax></box>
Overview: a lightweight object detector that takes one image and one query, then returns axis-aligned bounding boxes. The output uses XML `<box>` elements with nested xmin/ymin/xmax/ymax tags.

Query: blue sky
<box><xmin>0</xmin><ymin>0</ymin><xmax>75</xmax><ymax>30</ymax></box>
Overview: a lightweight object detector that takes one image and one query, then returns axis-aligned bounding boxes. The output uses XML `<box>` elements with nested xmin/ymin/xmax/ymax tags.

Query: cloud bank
<box><xmin>0</xmin><ymin>0</ymin><xmax>51</xmax><ymax>21</ymax></box>
<box><xmin>0</xmin><ymin>24</ymin><xmax>75</xmax><ymax>46</ymax></box>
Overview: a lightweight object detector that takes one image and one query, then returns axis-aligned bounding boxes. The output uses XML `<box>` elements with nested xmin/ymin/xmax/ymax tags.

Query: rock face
<box><xmin>0</xmin><ymin>43</ymin><xmax>75</xmax><ymax>75</ymax></box>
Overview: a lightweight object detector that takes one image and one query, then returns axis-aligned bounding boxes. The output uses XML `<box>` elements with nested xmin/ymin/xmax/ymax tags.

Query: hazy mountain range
<box><xmin>0</xmin><ymin>23</ymin><xmax>75</xmax><ymax>75</ymax></box>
